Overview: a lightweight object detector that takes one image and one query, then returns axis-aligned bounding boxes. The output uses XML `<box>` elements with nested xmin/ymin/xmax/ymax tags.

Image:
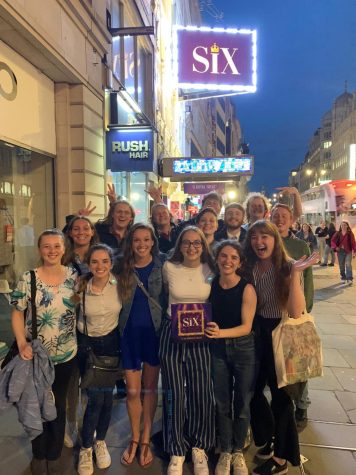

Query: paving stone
<box><xmin>343</xmin><ymin>315</ymin><xmax>356</xmax><ymax>325</ymax></box>
<box><xmin>339</xmin><ymin>349</ymin><xmax>356</xmax><ymax>368</ymax></box>
<box><xmin>308</xmin><ymin>367</ymin><xmax>343</xmax><ymax>390</ymax></box>
<box><xmin>297</xmin><ymin>445</ymin><xmax>356</xmax><ymax>475</ymax></box>
<box><xmin>318</xmin><ymin>323</ymin><xmax>356</xmax><ymax>336</ymax></box>
<box><xmin>332</xmin><ymin>367</ymin><xmax>356</xmax><ymax>392</ymax></box>
<box><xmin>308</xmin><ymin>389</ymin><xmax>349</xmax><ymax>422</ymax></box>
<box><xmin>314</xmin><ymin>314</ymin><xmax>349</xmax><ymax>324</ymax></box>
<box><xmin>322</xmin><ymin>348</ymin><xmax>349</xmax><ymax>367</ymax></box>
<box><xmin>321</xmin><ymin>334</ymin><xmax>356</xmax><ymax>350</ymax></box>
<box><xmin>348</xmin><ymin>409</ymin><xmax>356</xmax><ymax>424</ymax></box>
<box><xmin>300</xmin><ymin>420</ymin><xmax>356</xmax><ymax>450</ymax></box>
<box><xmin>335</xmin><ymin>391</ymin><xmax>356</xmax><ymax>411</ymax></box>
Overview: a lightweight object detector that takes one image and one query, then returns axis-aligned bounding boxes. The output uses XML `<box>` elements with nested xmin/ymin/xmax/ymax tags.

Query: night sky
<box><xmin>201</xmin><ymin>0</ymin><xmax>356</xmax><ymax>193</ymax></box>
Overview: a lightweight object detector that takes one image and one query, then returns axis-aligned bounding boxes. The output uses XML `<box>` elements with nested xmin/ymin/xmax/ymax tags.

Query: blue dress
<box><xmin>121</xmin><ymin>261</ymin><xmax>160</xmax><ymax>370</ymax></box>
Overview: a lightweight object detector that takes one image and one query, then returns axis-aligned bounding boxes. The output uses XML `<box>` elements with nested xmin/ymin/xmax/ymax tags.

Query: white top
<box><xmin>163</xmin><ymin>261</ymin><xmax>214</xmax><ymax>316</ymax></box>
<box><xmin>77</xmin><ymin>273</ymin><xmax>122</xmax><ymax>337</ymax></box>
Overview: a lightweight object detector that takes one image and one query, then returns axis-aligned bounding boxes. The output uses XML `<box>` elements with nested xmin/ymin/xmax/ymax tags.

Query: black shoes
<box><xmin>327</xmin><ymin>263</ymin><xmax>334</xmax><ymax>266</ymax></box>
<box><xmin>256</xmin><ymin>439</ymin><xmax>274</xmax><ymax>460</ymax></box>
<box><xmin>252</xmin><ymin>458</ymin><xmax>288</xmax><ymax>475</ymax></box>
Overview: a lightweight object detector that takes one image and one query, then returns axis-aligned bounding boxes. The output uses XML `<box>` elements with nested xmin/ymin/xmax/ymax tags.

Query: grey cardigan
<box><xmin>119</xmin><ymin>255</ymin><xmax>165</xmax><ymax>335</ymax></box>
<box><xmin>0</xmin><ymin>339</ymin><xmax>56</xmax><ymax>440</ymax></box>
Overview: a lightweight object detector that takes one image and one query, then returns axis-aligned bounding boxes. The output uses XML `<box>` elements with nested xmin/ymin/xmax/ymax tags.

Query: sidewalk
<box><xmin>0</xmin><ymin>265</ymin><xmax>356</xmax><ymax>474</ymax></box>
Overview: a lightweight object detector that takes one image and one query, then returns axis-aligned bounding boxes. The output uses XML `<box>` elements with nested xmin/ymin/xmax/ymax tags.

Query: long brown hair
<box><xmin>73</xmin><ymin>243</ymin><xmax>116</xmax><ymax>303</ymax></box>
<box><xmin>98</xmin><ymin>199</ymin><xmax>135</xmax><ymax>231</ymax></box>
<box><xmin>117</xmin><ymin>223</ymin><xmax>159</xmax><ymax>302</ymax></box>
<box><xmin>63</xmin><ymin>216</ymin><xmax>98</xmax><ymax>265</ymax></box>
<box><xmin>168</xmin><ymin>226</ymin><xmax>215</xmax><ymax>271</ymax></box>
<box><xmin>214</xmin><ymin>239</ymin><xmax>246</xmax><ymax>278</ymax></box>
<box><xmin>244</xmin><ymin>220</ymin><xmax>292</xmax><ymax>308</ymax></box>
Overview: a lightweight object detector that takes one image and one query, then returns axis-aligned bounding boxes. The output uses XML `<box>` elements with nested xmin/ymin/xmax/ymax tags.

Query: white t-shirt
<box><xmin>163</xmin><ymin>261</ymin><xmax>214</xmax><ymax>316</ymax></box>
<box><xmin>77</xmin><ymin>273</ymin><xmax>122</xmax><ymax>337</ymax></box>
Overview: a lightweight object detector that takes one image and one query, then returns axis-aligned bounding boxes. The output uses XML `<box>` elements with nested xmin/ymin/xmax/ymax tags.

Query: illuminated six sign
<box><xmin>174</xmin><ymin>26</ymin><xmax>257</xmax><ymax>94</ymax></box>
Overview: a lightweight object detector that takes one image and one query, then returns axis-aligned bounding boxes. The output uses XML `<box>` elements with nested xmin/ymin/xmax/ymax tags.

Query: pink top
<box><xmin>331</xmin><ymin>231</ymin><xmax>356</xmax><ymax>253</ymax></box>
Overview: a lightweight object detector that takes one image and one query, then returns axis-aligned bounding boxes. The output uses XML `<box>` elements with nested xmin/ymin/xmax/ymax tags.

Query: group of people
<box><xmin>294</xmin><ymin>219</ymin><xmax>356</xmax><ymax>284</ymax></box>
<box><xmin>6</xmin><ymin>185</ymin><xmax>351</xmax><ymax>475</ymax></box>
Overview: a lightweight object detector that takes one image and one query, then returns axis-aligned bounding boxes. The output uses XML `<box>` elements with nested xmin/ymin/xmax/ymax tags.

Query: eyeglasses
<box><xmin>181</xmin><ymin>239</ymin><xmax>203</xmax><ymax>249</ymax></box>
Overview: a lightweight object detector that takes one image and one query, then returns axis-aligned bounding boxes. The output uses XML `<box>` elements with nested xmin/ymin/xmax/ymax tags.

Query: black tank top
<box><xmin>210</xmin><ymin>276</ymin><xmax>248</xmax><ymax>329</ymax></box>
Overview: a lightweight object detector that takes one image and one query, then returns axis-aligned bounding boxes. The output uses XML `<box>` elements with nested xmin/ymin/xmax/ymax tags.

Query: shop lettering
<box><xmin>192</xmin><ymin>43</ymin><xmax>240</xmax><ymax>75</ymax></box>
<box><xmin>112</xmin><ymin>140</ymin><xmax>149</xmax><ymax>159</ymax></box>
<box><xmin>0</xmin><ymin>62</ymin><xmax>17</xmax><ymax>101</ymax></box>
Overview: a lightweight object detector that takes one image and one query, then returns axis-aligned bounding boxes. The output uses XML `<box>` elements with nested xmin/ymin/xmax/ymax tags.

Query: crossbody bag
<box><xmin>79</xmin><ymin>290</ymin><xmax>121</xmax><ymax>389</ymax></box>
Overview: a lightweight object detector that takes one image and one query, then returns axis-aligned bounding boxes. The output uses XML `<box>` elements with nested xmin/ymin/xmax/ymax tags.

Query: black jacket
<box><xmin>215</xmin><ymin>226</ymin><xmax>247</xmax><ymax>243</ymax></box>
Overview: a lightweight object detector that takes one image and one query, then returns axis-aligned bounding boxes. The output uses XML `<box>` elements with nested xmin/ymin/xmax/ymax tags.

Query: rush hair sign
<box><xmin>174</xmin><ymin>26</ymin><xmax>257</xmax><ymax>94</ymax></box>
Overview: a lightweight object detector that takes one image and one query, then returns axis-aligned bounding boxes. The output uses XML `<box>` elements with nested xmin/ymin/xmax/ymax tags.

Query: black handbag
<box><xmin>1</xmin><ymin>270</ymin><xmax>37</xmax><ymax>369</ymax></box>
<box><xmin>79</xmin><ymin>291</ymin><xmax>121</xmax><ymax>389</ymax></box>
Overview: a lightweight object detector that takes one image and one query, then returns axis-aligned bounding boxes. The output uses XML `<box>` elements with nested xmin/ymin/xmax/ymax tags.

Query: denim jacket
<box><xmin>119</xmin><ymin>255</ymin><xmax>165</xmax><ymax>335</ymax></box>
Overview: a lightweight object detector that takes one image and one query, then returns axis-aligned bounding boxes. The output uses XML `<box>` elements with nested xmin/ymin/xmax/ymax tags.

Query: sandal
<box><xmin>120</xmin><ymin>440</ymin><xmax>139</xmax><ymax>466</ymax></box>
<box><xmin>139</xmin><ymin>442</ymin><xmax>154</xmax><ymax>469</ymax></box>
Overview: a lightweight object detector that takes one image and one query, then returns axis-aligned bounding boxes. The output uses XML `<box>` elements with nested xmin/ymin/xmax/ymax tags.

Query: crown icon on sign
<box><xmin>210</xmin><ymin>42</ymin><xmax>220</xmax><ymax>54</ymax></box>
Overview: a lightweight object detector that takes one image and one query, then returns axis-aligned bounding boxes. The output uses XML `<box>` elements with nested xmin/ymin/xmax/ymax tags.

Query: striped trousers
<box><xmin>159</xmin><ymin>318</ymin><xmax>215</xmax><ymax>456</ymax></box>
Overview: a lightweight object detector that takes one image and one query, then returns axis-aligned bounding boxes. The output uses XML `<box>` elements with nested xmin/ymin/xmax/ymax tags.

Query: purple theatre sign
<box><xmin>183</xmin><ymin>182</ymin><xmax>226</xmax><ymax>194</ymax></box>
<box><xmin>174</xmin><ymin>26</ymin><xmax>257</xmax><ymax>94</ymax></box>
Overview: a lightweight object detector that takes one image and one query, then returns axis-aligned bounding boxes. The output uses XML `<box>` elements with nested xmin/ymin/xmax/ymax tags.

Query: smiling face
<box><xmin>341</xmin><ymin>221</ymin><xmax>349</xmax><ymax>233</ymax></box>
<box><xmin>180</xmin><ymin>229</ymin><xmax>203</xmax><ymax>266</ymax></box>
<box><xmin>197</xmin><ymin>211</ymin><xmax>218</xmax><ymax>238</ymax></box>
<box><xmin>39</xmin><ymin>235</ymin><xmax>65</xmax><ymax>266</ymax></box>
<box><xmin>250</xmin><ymin>230</ymin><xmax>275</xmax><ymax>261</ymax></box>
<box><xmin>217</xmin><ymin>245</ymin><xmax>241</xmax><ymax>277</ymax></box>
<box><xmin>69</xmin><ymin>218</ymin><xmax>94</xmax><ymax>248</ymax></box>
<box><xmin>132</xmin><ymin>228</ymin><xmax>154</xmax><ymax>261</ymax></box>
<box><xmin>271</xmin><ymin>206</ymin><xmax>293</xmax><ymax>238</ymax></box>
<box><xmin>89</xmin><ymin>249</ymin><xmax>112</xmax><ymax>280</ymax></box>
<box><xmin>249</xmin><ymin>197</ymin><xmax>268</xmax><ymax>223</ymax></box>
<box><xmin>302</xmin><ymin>223</ymin><xmax>310</xmax><ymax>234</ymax></box>
<box><xmin>112</xmin><ymin>203</ymin><xmax>134</xmax><ymax>230</ymax></box>
<box><xmin>225</xmin><ymin>207</ymin><xmax>244</xmax><ymax>230</ymax></box>
<box><xmin>152</xmin><ymin>205</ymin><xmax>171</xmax><ymax>227</ymax></box>
<box><xmin>203</xmin><ymin>198</ymin><xmax>221</xmax><ymax>215</ymax></box>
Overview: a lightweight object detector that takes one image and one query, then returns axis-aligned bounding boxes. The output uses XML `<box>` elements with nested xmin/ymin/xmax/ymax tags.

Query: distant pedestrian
<box><xmin>315</xmin><ymin>221</ymin><xmax>328</xmax><ymax>263</ymax></box>
<box><xmin>296</xmin><ymin>223</ymin><xmax>318</xmax><ymax>252</ymax></box>
<box><xmin>331</xmin><ymin>221</ymin><xmax>356</xmax><ymax>285</ymax></box>
<box><xmin>321</xmin><ymin>222</ymin><xmax>336</xmax><ymax>266</ymax></box>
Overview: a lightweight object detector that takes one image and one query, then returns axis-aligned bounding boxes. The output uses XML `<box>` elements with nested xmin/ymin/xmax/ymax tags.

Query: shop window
<box><xmin>0</xmin><ymin>141</ymin><xmax>54</xmax><ymax>345</ymax></box>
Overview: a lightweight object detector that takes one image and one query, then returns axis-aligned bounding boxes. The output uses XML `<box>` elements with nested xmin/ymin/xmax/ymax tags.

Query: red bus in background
<box><xmin>300</xmin><ymin>180</ymin><xmax>356</xmax><ymax>233</ymax></box>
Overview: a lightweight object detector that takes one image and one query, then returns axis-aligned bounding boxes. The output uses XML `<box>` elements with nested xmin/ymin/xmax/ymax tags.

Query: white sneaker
<box><xmin>94</xmin><ymin>440</ymin><xmax>111</xmax><ymax>469</ymax></box>
<box><xmin>78</xmin><ymin>447</ymin><xmax>93</xmax><ymax>475</ymax></box>
<box><xmin>167</xmin><ymin>455</ymin><xmax>185</xmax><ymax>474</ymax></box>
<box><xmin>192</xmin><ymin>447</ymin><xmax>209</xmax><ymax>475</ymax></box>
<box><xmin>231</xmin><ymin>451</ymin><xmax>248</xmax><ymax>475</ymax></box>
<box><xmin>215</xmin><ymin>452</ymin><xmax>232</xmax><ymax>475</ymax></box>
<box><xmin>64</xmin><ymin>422</ymin><xmax>78</xmax><ymax>448</ymax></box>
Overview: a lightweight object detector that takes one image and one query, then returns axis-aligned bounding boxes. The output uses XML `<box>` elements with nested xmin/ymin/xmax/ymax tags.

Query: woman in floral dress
<box><xmin>11</xmin><ymin>228</ymin><xmax>77</xmax><ymax>475</ymax></box>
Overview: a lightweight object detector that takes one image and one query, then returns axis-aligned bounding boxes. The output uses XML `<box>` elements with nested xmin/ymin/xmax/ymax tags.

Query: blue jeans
<box><xmin>211</xmin><ymin>333</ymin><xmax>256</xmax><ymax>452</ymax></box>
<box><xmin>77</xmin><ymin>327</ymin><xmax>120</xmax><ymax>448</ymax></box>
<box><xmin>337</xmin><ymin>249</ymin><xmax>353</xmax><ymax>280</ymax></box>
<box><xmin>323</xmin><ymin>244</ymin><xmax>335</xmax><ymax>265</ymax></box>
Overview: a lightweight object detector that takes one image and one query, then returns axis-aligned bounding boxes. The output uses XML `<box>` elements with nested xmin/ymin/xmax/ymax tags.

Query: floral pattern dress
<box><xmin>11</xmin><ymin>267</ymin><xmax>78</xmax><ymax>364</ymax></box>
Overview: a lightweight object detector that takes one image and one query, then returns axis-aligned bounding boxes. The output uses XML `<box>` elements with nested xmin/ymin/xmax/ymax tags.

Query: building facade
<box><xmin>289</xmin><ymin>91</ymin><xmax>356</xmax><ymax>192</ymax></box>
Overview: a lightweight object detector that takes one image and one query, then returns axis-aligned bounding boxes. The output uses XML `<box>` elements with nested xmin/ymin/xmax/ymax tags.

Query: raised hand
<box><xmin>107</xmin><ymin>183</ymin><xmax>117</xmax><ymax>203</ymax></box>
<box><xmin>145</xmin><ymin>184</ymin><xmax>163</xmax><ymax>203</ymax></box>
<box><xmin>78</xmin><ymin>201</ymin><xmax>96</xmax><ymax>216</ymax></box>
<box><xmin>276</xmin><ymin>186</ymin><xmax>298</xmax><ymax>196</ymax></box>
<box><xmin>292</xmin><ymin>252</ymin><xmax>320</xmax><ymax>273</ymax></box>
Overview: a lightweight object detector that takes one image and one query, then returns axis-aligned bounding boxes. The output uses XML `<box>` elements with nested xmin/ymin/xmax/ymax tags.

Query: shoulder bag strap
<box><xmin>29</xmin><ymin>270</ymin><xmax>37</xmax><ymax>339</ymax></box>
<box><xmin>133</xmin><ymin>272</ymin><xmax>162</xmax><ymax>311</ymax></box>
<box><xmin>82</xmin><ymin>290</ymin><xmax>89</xmax><ymax>335</ymax></box>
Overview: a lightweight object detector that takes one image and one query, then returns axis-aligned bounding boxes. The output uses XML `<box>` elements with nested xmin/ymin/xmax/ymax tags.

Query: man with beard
<box><xmin>215</xmin><ymin>202</ymin><xmax>247</xmax><ymax>243</ymax></box>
